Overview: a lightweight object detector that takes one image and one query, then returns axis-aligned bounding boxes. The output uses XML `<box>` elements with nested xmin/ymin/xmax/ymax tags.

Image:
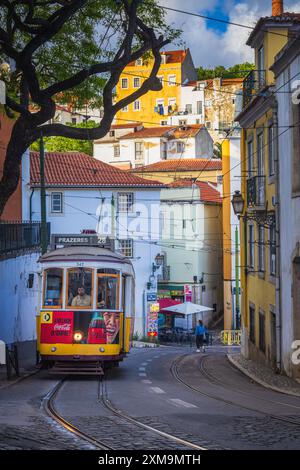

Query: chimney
<box><xmin>272</xmin><ymin>0</ymin><xmax>284</xmax><ymax>16</ymax></box>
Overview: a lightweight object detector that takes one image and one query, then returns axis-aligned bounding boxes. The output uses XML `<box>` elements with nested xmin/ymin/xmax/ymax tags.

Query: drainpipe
<box><xmin>29</xmin><ymin>188</ymin><xmax>34</xmax><ymax>222</ymax></box>
<box><xmin>273</xmin><ymin>101</ymin><xmax>282</xmax><ymax>373</ymax></box>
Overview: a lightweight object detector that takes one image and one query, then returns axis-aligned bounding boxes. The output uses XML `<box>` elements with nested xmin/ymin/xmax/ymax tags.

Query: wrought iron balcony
<box><xmin>0</xmin><ymin>221</ymin><xmax>51</xmax><ymax>254</ymax></box>
<box><xmin>243</xmin><ymin>70</ymin><xmax>267</xmax><ymax>109</ymax></box>
<box><xmin>247</xmin><ymin>176</ymin><xmax>266</xmax><ymax>208</ymax></box>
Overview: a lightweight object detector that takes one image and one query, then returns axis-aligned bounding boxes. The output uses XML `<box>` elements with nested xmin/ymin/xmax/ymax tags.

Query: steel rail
<box><xmin>98</xmin><ymin>375</ymin><xmax>207</xmax><ymax>451</ymax></box>
<box><xmin>171</xmin><ymin>354</ymin><xmax>300</xmax><ymax>427</ymax></box>
<box><xmin>43</xmin><ymin>379</ymin><xmax>114</xmax><ymax>450</ymax></box>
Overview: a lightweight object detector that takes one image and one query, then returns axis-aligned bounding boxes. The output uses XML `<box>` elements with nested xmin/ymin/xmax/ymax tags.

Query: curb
<box><xmin>132</xmin><ymin>341</ymin><xmax>160</xmax><ymax>349</ymax></box>
<box><xmin>227</xmin><ymin>354</ymin><xmax>300</xmax><ymax>398</ymax></box>
<box><xmin>0</xmin><ymin>367</ymin><xmax>40</xmax><ymax>391</ymax></box>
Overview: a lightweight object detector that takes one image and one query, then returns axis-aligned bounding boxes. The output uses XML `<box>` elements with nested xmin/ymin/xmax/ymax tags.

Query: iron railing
<box><xmin>0</xmin><ymin>221</ymin><xmax>50</xmax><ymax>254</ymax></box>
<box><xmin>247</xmin><ymin>176</ymin><xmax>266</xmax><ymax>208</ymax></box>
<box><xmin>243</xmin><ymin>70</ymin><xmax>267</xmax><ymax>109</ymax></box>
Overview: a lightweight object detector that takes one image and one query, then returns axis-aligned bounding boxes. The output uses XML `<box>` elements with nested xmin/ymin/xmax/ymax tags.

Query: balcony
<box><xmin>243</xmin><ymin>70</ymin><xmax>267</xmax><ymax>110</ymax></box>
<box><xmin>0</xmin><ymin>221</ymin><xmax>51</xmax><ymax>254</ymax></box>
<box><xmin>247</xmin><ymin>176</ymin><xmax>266</xmax><ymax>208</ymax></box>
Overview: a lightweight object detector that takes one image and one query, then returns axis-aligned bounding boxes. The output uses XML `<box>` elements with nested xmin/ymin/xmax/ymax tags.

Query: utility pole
<box><xmin>235</xmin><ymin>226</ymin><xmax>240</xmax><ymax>329</ymax></box>
<box><xmin>40</xmin><ymin>133</ymin><xmax>47</xmax><ymax>254</ymax></box>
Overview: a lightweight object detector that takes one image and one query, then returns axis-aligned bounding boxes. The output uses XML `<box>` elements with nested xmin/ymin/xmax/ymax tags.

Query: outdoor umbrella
<box><xmin>161</xmin><ymin>301</ymin><xmax>214</xmax><ymax>329</ymax></box>
<box><xmin>161</xmin><ymin>301</ymin><xmax>213</xmax><ymax>316</ymax></box>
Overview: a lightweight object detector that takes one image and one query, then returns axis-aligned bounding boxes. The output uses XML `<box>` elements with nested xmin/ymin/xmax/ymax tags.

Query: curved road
<box><xmin>1</xmin><ymin>345</ymin><xmax>300</xmax><ymax>449</ymax></box>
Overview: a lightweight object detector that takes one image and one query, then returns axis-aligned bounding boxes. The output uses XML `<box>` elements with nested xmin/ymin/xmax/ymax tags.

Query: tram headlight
<box><xmin>74</xmin><ymin>331</ymin><xmax>83</xmax><ymax>342</ymax></box>
<box><xmin>51</xmin><ymin>347</ymin><xmax>57</xmax><ymax>352</ymax></box>
<box><xmin>99</xmin><ymin>347</ymin><xmax>105</xmax><ymax>353</ymax></box>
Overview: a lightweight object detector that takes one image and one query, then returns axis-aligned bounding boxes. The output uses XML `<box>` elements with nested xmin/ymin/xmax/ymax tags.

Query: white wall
<box><xmin>276</xmin><ymin>55</ymin><xmax>300</xmax><ymax>376</ymax></box>
<box><xmin>28</xmin><ymin>186</ymin><xmax>161</xmax><ymax>336</ymax></box>
<box><xmin>160</xmin><ymin>186</ymin><xmax>223</xmax><ymax>317</ymax></box>
<box><xmin>0</xmin><ymin>251</ymin><xmax>41</xmax><ymax>344</ymax></box>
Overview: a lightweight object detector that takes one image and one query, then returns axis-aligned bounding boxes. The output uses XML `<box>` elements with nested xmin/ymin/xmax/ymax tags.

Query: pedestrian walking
<box><xmin>195</xmin><ymin>320</ymin><xmax>207</xmax><ymax>353</ymax></box>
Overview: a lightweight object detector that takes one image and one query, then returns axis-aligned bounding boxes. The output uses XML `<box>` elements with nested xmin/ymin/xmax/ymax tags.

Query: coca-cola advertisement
<box><xmin>40</xmin><ymin>310</ymin><xmax>121</xmax><ymax>345</ymax></box>
<box><xmin>40</xmin><ymin>311</ymin><xmax>74</xmax><ymax>343</ymax></box>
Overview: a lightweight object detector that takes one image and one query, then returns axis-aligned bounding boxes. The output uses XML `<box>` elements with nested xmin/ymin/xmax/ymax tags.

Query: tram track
<box><xmin>171</xmin><ymin>354</ymin><xmax>300</xmax><ymax>428</ymax></box>
<box><xmin>44</xmin><ymin>375</ymin><xmax>207</xmax><ymax>450</ymax></box>
<box><xmin>43</xmin><ymin>379</ymin><xmax>113</xmax><ymax>450</ymax></box>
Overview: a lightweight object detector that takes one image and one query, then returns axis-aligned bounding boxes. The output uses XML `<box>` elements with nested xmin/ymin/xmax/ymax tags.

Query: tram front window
<box><xmin>97</xmin><ymin>272</ymin><xmax>119</xmax><ymax>310</ymax></box>
<box><xmin>44</xmin><ymin>268</ymin><xmax>63</xmax><ymax>307</ymax></box>
<box><xmin>67</xmin><ymin>268</ymin><xmax>93</xmax><ymax>308</ymax></box>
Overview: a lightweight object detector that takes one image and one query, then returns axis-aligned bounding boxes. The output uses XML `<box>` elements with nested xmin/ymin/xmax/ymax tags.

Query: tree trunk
<box><xmin>0</xmin><ymin>119</ymin><xmax>33</xmax><ymax>217</ymax></box>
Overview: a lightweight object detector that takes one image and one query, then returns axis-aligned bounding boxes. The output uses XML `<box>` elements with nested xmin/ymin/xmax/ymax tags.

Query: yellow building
<box><xmin>237</xmin><ymin>1</ymin><xmax>300</xmax><ymax>369</ymax></box>
<box><xmin>115</xmin><ymin>49</ymin><xmax>198</xmax><ymax>127</ymax></box>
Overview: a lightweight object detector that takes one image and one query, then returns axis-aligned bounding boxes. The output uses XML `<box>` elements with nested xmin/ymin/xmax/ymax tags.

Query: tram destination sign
<box><xmin>51</xmin><ymin>234</ymin><xmax>114</xmax><ymax>250</ymax></box>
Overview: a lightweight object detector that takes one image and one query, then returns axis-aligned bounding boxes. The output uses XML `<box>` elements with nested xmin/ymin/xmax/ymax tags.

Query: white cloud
<box><xmin>162</xmin><ymin>0</ymin><xmax>300</xmax><ymax>67</ymax></box>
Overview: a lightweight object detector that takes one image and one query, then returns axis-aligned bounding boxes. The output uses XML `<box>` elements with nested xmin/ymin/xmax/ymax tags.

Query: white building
<box><xmin>22</xmin><ymin>151</ymin><xmax>164</xmax><ymax>336</ymax></box>
<box><xmin>271</xmin><ymin>33</ymin><xmax>300</xmax><ymax>380</ymax></box>
<box><xmin>94</xmin><ymin>124</ymin><xmax>214</xmax><ymax>169</ymax></box>
<box><xmin>167</xmin><ymin>81</ymin><xmax>205</xmax><ymax>126</ymax></box>
<box><xmin>159</xmin><ymin>179</ymin><xmax>223</xmax><ymax>326</ymax></box>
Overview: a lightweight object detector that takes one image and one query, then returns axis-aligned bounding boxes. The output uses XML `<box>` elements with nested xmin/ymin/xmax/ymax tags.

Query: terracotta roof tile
<box><xmin>121</xmin><ymin>125</ymin><xmax>203</xmax><ymax>140</ymax></box>
<box><xmin>166</xmin><ymin>179</ymin><xmax>222</xmax><ymax>204</ymax></box>
<box><xmin>132</xmin><ymin>159</ymin><xmax>222</xmax><ymax>173</ymax></box>
<box><xmin>247</xmin><ymin>13</ymin><xmax>300</xmax><ymax>45</ymax></box>
<box><xmin>127</xmin><ymin>49</ymin><xmax>188</xmax><ymax>67</ymax></box>
<box><xmin>30</xmin><ymin>152</ymin><xmax>164</xmax><ymax>188</ymax></box>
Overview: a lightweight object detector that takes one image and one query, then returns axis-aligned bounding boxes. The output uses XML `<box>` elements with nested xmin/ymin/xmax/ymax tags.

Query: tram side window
<box><xmin>97</xmin><ymin>272</ymin><xmax>119</xmax><ymax>310</ymax></box>
<box><xmin>44</xmin><ymin>269</ymin><xmax>63</xmax><ymax>307</ymax></box>
<box><xmin>67</xmin><ymin>268</ymin><xmax>93</xmax><ymax>308</ymax></box>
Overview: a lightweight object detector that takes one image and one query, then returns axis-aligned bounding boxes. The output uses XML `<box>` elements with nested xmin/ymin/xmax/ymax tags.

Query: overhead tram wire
<box><xmin>152</xmin><ymin>3</ymin><xmax>300</xmax><ymax>40</ymax></box>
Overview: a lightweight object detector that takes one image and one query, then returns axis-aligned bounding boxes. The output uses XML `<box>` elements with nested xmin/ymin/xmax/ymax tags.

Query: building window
<box><xmin>117</xmin><ymin>193</ymin><xmax>134</xmax><ymax>213</ymax></box>
<box><xmin>109</xmin><ymin>130</ymin><xmax>115</xmax><ymax>137</ymax></box>
<box><xmin>135</xmin><ymin>59</ymin><xmax>143</xmax><ymax>66</ymax></box>
<box><xmin>269</xmin><ymin>224</ymin><xmax>276</xmax><ymax>276</ymax></box>
<box><xmin>51</xmin><ymin>192</ymin><xmax>63</xmax><ymax>213</ymax></box>
<box><xmin>135</xmin><ymin>142</ymin><xmax>144</xmax><ymax>161</ymax></box>
<box><xmin>176</xmin><ymin>141</ymin><xmax>184</xmax><ymax>153</ymax></box>
<box><xmin>249</xmin><ymin>306</ymin><xmax>255</xmax><ymax>343</ymax></box>
<box><xmin>122</xmin><ymin>105</ymin><xmax>128</xmax><ymax>112</ymax></box>
<box><xmin>168</xmin><ymin>75</ymin><xmax>176</xmax><ymax>86</ymax></box>
<box><xmin>268</xmin><ymin>125</ymin><xmax>275</xmax><ymax>176</ymax></box>
<box><xmin>259</xmin><ymin>311</ymin><xmax>266</xmax><ymax>353</ymax></box>
<box><xmin>114</xmin><ymin>145</ymin><xmax>120</xmax><ymax>158</ymax></box>
<box><xmin>247</xmin><ymin>139</ymin><xmax>254</xmax><ymax>177</ymax></box>
<box><xmin>162</xmin><ymin>141</ymin><xmax>167</xmax><ymax>159</ymax></box>
<box><xmin>257</xmin><ymin>132</ymin><xmax>264</xmax><ymax>176</ymax></box>
<box><xmin>133</xmin><ymin>100</ymin><xmax>140</xmax><ymax>111</ymax></box>
<box><xmin>133</xmin><ymin>77</ymin><xmax>140</xmax><ymax>88</ymax></box>
<box><xmin>71</xmin><ymin>117</ymin><xmax>77</xmax><ymax>125</ymax></box>
<box><xmin>197</xmin><ymin>101</ymin><xmax>203</xmax><ymax>115</ymax></box>
<box><xmin>258</xmin><ymin>225</ymin><xmax>265</xmax><ymax>272</ymax></box>
<box><xmin>121</xmin><ymin>78</ymin><xmax>128</xmax><ymax>89</ymax></box>
<box><xmin>179</xmin><ymin>119</ymin><xmax>187</xmax><ymax>126</ymax></box>
<box><xmin>158</xmin><ymin>76</ymin><xmax>164</xmax><ymax>86</ymax></box>
<box><xmin>161</xmin><ymin>120</ymin><xmax>168</xmax><ymax>126</ymax></box>
<box><xmin>185</xmin><ymin>104</ymin><xmax>192</xmax><ymax>114</ymax></box>
<box><xmin>118</xmin><ymin>239</ymin><xmax>133</xmax><ymax>258</ymax></box>
<box><xmin>248</xmin><ymin>224</ymin><xmax>255</xmax><ymax>270</ymax></box>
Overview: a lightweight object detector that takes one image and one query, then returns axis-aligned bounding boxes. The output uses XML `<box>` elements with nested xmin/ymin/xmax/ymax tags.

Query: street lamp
<box><xmin>231</xmin><ymin>190</ymin><xmax>245</xmax><ymax>218</ymax></box>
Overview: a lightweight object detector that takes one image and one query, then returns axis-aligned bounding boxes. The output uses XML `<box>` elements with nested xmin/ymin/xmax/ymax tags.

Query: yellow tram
<box><xmin>37</xmin><ymin>241</ymin><xmax>135</xmax><ymax>374</ymax></box>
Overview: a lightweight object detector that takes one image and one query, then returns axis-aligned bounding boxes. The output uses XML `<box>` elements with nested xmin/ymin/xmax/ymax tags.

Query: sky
<box><xmin>161</xmin><ymin>0</ymin><xmax>300</xmax><ymax>67</ymax></box>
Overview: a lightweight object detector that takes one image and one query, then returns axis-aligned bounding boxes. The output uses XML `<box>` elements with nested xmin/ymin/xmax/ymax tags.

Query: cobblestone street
<box><xmin>1</xmin><ymin>346</ymin><xmax>300</xmax><ymax>450</ymax></box>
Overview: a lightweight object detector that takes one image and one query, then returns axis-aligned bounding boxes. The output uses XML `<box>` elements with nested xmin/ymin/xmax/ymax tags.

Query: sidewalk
<box><xmin>228</xmin><ymin>353</ymin><xmax>300</xmax><ymax>397</ymax></box>
<box><xmin>0</xmin><ymin>361</ymin><xmax>39</xmax><ymax>390</ymax></box>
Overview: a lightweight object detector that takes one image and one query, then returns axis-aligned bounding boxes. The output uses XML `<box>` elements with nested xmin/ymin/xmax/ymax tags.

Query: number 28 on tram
<box><xmin>36</xmin><ymin>246</ymin><xmax>135</xmax><ymax>365</ymax></box>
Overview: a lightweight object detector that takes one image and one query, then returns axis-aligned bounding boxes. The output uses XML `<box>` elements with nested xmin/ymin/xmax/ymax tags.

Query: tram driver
<box><xmin>71</xmin><ymin>286</ymin><xmax>91</xmax><ymax>307</ymax></box>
